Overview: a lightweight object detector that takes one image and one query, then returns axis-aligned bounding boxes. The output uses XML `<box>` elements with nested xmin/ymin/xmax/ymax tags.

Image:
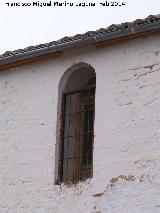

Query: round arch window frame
<box><xmin>55</xmin><ymin>62</ymin><xmax>96</xmax><ymax>184</ymax></box>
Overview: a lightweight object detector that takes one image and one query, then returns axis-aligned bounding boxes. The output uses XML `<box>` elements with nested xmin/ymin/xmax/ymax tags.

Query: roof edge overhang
<box><xmin>0</xmin><ymin>19</ymin><xmax>160</xmax><ymax>71</ymax></box>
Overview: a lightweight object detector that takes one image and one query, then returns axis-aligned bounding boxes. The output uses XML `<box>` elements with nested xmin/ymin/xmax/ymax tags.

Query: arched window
<box><xmin>57</xmin><ymin>63</ymin><xmax>96</xmax><ymax>183</ymax></box>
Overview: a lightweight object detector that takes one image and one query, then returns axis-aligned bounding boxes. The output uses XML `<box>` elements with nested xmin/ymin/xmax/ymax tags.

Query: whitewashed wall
<box><xmin>1</xmin><ymin>33</ymin><xmax>160</xmax><ymax>213</ymax></box>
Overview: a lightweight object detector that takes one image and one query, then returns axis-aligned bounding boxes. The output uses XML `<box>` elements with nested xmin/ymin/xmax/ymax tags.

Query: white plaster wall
<box><xmin>1</xmin><ymin>33</ymin><xmax>160</xmax><ymax>213</ymax></box>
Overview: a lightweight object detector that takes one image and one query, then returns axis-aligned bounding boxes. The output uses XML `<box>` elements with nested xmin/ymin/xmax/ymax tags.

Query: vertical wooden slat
<box><xmin>68</xmin><ymin>115</ymin><xmax>76</xmax><ymax>137</ymax></box>
<box><xmin>67</xmin><ymin>158</ymin><xmax>74</xmax><ymax>181</ymax></box>
<box><xmin>70</xmin><ymin>93</ymin><xmax>77</xmax><ymax>114</ymax></box>
<box><xmin>68</xmin><ymin>137</ymin><xmax>75</xmax><ymax>159</ymax></box>
<box><xmin>63</xmin><ymin>159</ymin><xmax>68</xmax><ymax>182</ymax></box>
<box><xmin>65</xmin><ymin>95</ymin><xmax>71</xmax><ymax>115</ymax></box>
<box><xmin>63</xmin><ymin>137</ymin><xmax>69</xmax><ymax>160</ymax></box>
<box><xmin>64</xmin><ymin>115</ymin><xmax>69</xmax><ymax>137</ymax></box>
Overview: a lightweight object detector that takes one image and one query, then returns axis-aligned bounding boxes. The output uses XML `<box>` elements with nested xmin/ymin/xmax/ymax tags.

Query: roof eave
<box><xmin>0</xmin><ymin>21</ymin><xmax>160</xmax><ymax>69</ymax></box>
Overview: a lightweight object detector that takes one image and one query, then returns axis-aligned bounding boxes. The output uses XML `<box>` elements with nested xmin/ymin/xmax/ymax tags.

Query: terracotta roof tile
<box><xmin>0</xmin><ymin>14</ymin><xmax>160</xmax><ymax>63</ymax></box>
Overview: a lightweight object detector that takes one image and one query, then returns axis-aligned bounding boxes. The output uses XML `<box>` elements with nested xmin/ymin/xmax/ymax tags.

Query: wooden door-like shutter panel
<box><xmin>60</xmin><ymin>87</ymin><xmax>95</xmax><ymax>182</ymax></box>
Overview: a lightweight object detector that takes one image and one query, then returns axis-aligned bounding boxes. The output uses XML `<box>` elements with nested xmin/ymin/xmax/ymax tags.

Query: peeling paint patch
<box><xmin>110</xmin><ymin>174</ymin><xmax>136</xmax><ymax>183</ymax></box>
<box><xmin>93</xmin><ymin>174</ymin><xmax>136</xmax><ymax>198</ymax></box>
